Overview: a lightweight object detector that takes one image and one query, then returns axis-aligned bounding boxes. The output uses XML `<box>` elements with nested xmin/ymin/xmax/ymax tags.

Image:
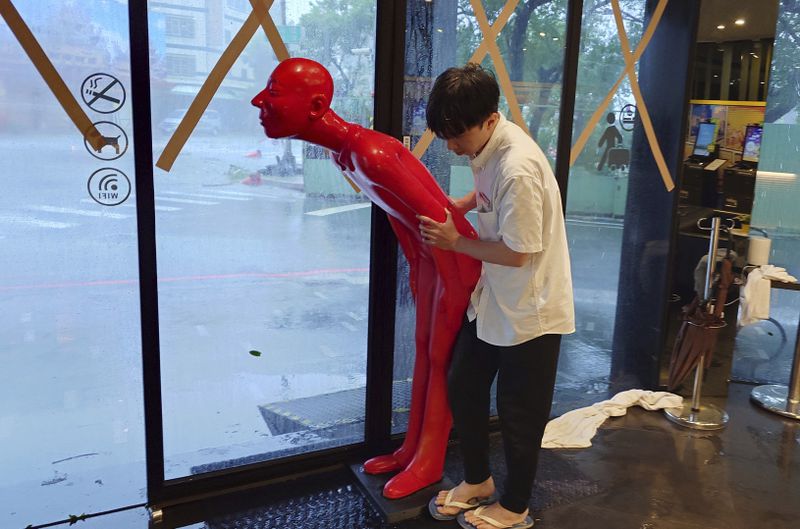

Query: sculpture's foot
<box><xmin>382</xmin><ymin>467</ymin><xmax>441</xmax><ymax>499</ymax></box>
<box><xmin>363</xmin><ymin>454</ymin><xmax>404</xmax><ymax>475</ymax></box>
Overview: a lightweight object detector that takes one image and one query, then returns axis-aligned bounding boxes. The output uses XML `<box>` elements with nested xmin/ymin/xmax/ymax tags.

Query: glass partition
<box><xmin>148</xmin><ymin>0</ymin><xmax>376</xmax><ymax>479</ymax></box>
<box><xmin>559</xmin><ymin>0</ymin><xmax>647</xmax><ymax>407</ymax></box>
<box><xmin>731</xmin><ymin>0</ymin><xmax>800</xmax><ymax>384</ymax></box>
<box><xmin>0</xmin><ymin>2</ymin><xmax>145</xmax><ymax>526</ymax></box>
<box><xmin>395</xmin><ymin>0</ymin><xmax>568</xmax><ymax>432</ymax></box>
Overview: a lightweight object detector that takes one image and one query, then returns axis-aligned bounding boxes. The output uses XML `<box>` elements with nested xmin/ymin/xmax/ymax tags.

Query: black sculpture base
<box><xmin>349</xmin><ymin>463</ymin><xmax>455</xmax><ymax>523</ymax></box>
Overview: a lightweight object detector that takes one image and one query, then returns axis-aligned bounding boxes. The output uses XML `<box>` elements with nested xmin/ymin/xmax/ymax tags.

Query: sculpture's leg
<box><xmin>383</xmin><ymin>275</ymin><xmax>461</xmax><ymax>499</ymax></box>
<box><xmin>363</xmin><ymin>256</ymin><xmax>435</xmax><ymax>475</ymax></box>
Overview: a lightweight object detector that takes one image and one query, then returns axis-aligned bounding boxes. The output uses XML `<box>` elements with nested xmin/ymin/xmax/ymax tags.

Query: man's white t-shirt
<box><xmin>466</xmin><ymin>114</ymin><xmax>575</xmax><ymax>346</ymax></box>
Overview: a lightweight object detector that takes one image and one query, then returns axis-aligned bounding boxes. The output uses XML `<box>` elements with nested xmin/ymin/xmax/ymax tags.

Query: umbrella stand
<box><xmin>665</xmin><ymin>216</ymin><xmax>730</xmax><ymax>430</ymax></box>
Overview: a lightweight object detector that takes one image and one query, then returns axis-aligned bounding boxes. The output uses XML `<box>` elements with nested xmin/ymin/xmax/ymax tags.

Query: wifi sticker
<box><xmin>87</xmin><ymin>168</ymin><xmax>131</xmax><ymax>206</ymax></box>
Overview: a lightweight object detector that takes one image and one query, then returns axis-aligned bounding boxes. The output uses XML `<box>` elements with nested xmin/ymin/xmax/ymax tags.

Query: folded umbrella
<box><xmin>667</xmin><ymin>256</ymin><xmax>733</xmax><ymax>390</ymax></box>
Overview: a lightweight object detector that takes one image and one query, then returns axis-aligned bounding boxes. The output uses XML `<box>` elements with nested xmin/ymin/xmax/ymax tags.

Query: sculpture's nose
<box><xmin>251</xmin><ymin>90</ymin><xmax>265</xmax><ymax>108</ymax></box>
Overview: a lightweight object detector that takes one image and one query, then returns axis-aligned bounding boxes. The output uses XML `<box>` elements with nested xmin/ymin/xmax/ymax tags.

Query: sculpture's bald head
<box><xmin>252</xmin><ymin>58</ymin><xmax>334</xmax><ymax>139</ymax></box>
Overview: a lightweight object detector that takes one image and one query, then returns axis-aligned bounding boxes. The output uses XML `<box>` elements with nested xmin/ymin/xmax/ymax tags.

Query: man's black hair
<box><xmin>426</xmin><ymin>63</ymin><xmax>500</xmax><ymax>139</ymax></box>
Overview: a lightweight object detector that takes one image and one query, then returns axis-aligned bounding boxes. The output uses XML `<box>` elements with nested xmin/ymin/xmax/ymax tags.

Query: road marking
<box><xmin>162</xmin><ymin>191</ymin><xmax>251</xmax><ymax>201</ymax></box>
<box><xmin>306</xmin><ymin>203</ymin><xmax>371</xmax><ymax>216</ymax></box>
<box><xmin>341</xmin><ymin>321</ymin><xmax>357</xmax><ymax>332</ymax></box>
<box><xmin>154</xmin><ymin>196</ymin><xmax>219</xmax><ymax>205</ymax></box>
<box><xmin>314</xmin><ymin>291</ymin><xmax>329</xmax><ymax>300</ymax></box>
<box><xmin>0</xmin><ymin>268</ymin><xmax>370</xmax><ymax>292</ymax></box>
<box><xmin>0</xmin><ymin>213</ymin><xmax>75</xmax><ymax>229</ymax></box>
<box><xmin>80</xmin><ymin>198</ymin><xmax>181</xmax><ymax>212</ymax></box>
<box><xmin>566</xmin><ymin>218</ymin><xmax>624</xmax><ymax>230</ymax></box>
<box><xmin>31</xmin><ymin>205</ymin><xmax>131</xmax><ymax>219</ymax></box>
<box><xmin>347</xmin><ymin>311</ymin><xmax>365</xmax><ymax>321</ymax></box>
<box><xmin>212</xmin><ymin>189</ymin><xmax>279</xmax><ymax>198</ymax></box>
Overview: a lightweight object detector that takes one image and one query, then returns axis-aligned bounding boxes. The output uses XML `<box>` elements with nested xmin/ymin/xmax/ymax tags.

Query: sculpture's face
<box><xmin>251</xmin><ymin>76</ymin><xmax>308</xmax><ymax>139</ymax></box>
<box><xmin>251</xmin><ymin>59</ymin><xmax>333</xmax><ymax>139</ymax></box>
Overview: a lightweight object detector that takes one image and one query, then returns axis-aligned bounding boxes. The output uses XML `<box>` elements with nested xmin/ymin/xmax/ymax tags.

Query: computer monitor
<box><xmin>692</xmin><ymin>122</ymin><xmax>717</xmax><ymax>158</ymax></box>
<box><xmin>742</xmin><ymin>124</ymin><xmax>763</xmax><ymax>164</ymax></box>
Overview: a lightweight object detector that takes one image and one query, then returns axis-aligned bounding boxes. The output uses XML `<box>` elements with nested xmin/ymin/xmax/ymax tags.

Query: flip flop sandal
<box><xmin>428</xmin><ymin>489</ymin><xmax>495</xmax><ymax>521</ymax></box>
<box><xmin>456</xmin><ymin>505</ymin><xmax>535</xmax><ymax>529</ymax></box>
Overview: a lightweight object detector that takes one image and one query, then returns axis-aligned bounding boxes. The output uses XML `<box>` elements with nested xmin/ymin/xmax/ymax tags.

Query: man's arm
<box><xmin>418</xmin><ymin>210</ymin><xmax>528</xmax><ymax>267</ymax></box>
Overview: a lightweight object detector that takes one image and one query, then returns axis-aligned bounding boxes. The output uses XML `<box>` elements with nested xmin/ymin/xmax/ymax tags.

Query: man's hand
<box><xmin>418</xmin><ymin>209</ymin><xmax>460</xmax><ymax>251</ymax></box>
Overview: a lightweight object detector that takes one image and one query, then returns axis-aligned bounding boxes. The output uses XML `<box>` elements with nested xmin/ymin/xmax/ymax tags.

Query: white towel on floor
<box><xmin>541</xmin><ymin>390</ymin><xmax>683</xmax><ymax>449</ymax></box>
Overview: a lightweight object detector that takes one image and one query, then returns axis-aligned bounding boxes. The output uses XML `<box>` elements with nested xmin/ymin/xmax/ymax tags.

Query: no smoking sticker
<box><xmin>81</xmin><ymin>73</ymin><xmax>126</xmax><ymax>114</ymax></box>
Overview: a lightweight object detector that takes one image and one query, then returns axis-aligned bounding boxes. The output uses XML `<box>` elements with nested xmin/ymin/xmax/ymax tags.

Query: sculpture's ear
<box><xmin>309</xmin><ymin>94</ymin><xmax>329</xmax><ymax>120</ymax></box>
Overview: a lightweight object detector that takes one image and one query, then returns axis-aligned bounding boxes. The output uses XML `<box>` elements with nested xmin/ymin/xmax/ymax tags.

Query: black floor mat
<box><xmin>200</xmin><ymin>432</ymin><xmax>603</xmax><ymax>529</ymax></box>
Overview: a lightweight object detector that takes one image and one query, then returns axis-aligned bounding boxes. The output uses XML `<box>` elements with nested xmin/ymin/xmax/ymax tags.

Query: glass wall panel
<box><xmin>149</xmin><ymin>0</ymin><xmax>376</xmax><ymax>479</ymax></box>
<box><xmin>560</xmin><ymin>0</ymin><xmax>647</xmax><ymax>407</ymax></box>
<box><xmin>0</xmin><ymin>1</ymin><xmax>145</xmax><ymax>526</ymax></box>
<box><xmin>394</xmin><ymin>0</ymin><xmax>568</xmax><ymax>433</ymax></box>
<box><xmin>730</xmin><ymin>0</ymin><xmax>800</xmax><ymax>384</ymax></box>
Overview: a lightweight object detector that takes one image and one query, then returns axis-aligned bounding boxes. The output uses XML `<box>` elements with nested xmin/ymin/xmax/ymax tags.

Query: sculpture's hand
<box><xmin>418</xmin><ymin>209</ymin><xmax>460</xmax><ymax>251</ymax></box>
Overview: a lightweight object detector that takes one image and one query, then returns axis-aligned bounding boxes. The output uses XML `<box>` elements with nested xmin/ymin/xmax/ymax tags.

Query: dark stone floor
<box><xmin>77</xmin><ymin>381</ymin><xmax>795</xmax><ymax>529</ymax></box>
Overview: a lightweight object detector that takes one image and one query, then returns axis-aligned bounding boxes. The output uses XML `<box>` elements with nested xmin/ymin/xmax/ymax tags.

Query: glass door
<box><xmin>0</xmin><ymin>1</ymin><xmax>145</xmax><ymax>527</ymax></box>
<box><xmin>145</xmin><ymin>0</ymin><xmax>377</xmax><ymax>488</ymax></box>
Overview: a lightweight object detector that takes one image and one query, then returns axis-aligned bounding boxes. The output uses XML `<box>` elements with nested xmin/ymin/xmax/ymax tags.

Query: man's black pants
<box><xmin>447</xmin><ymin>317</ymin><xmax>561</xmax><ymax>514</ymax></box>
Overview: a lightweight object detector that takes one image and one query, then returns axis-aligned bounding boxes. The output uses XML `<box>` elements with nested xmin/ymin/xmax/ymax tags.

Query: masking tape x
<box><xmin>156</xmin><ymin>0</ymin><xmax>288</xmax><ymax>172</ymax></box>
<box><xmin>570</xmin><ymin>0</ymin><xmax>674</xmax><ymax>192</ymax></box>
<box><xmin>412</xmin><ymin>0</ymin><xmax>520</xmax><ymax>160</ymax></box>
<box><xmin>0</xmin><ymin>0</ymin><xmax>104</xmax><ymax>152</ymax></box>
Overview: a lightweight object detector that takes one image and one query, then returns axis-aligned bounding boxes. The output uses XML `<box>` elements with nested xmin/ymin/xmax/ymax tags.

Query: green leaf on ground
<box><xmin>249</xmin><ymin>350</ymin><xmax>262</xmax><ymax>357</ymax></box>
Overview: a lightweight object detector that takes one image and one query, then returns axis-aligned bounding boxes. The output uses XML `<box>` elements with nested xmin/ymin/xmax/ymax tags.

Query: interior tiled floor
<box><xmin>73</xmin><ymin>381</ymin><xmax>798</xmax><ymax>529</ymax></box>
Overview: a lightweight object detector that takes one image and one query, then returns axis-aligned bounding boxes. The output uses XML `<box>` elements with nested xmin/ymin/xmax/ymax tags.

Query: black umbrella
<box><xmin>668</xmin><ymin>250</ymin><xmax>734</xmax><ymax>390</ymax></box>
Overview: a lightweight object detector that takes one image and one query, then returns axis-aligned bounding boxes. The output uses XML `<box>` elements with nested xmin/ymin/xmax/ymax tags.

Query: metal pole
<box><xmin>691</xmin><ymin>356</ymin><xmax>704</xmax><ymax>412</ymax></box>
<box><xmin>703</xmin><ymin>218</ymin><xmax>721</xmax><ymax>301</ymax></box>
<box><xmin>789</xmin><ymin>321</ymin><xmax>800</xmax><ymax>405</ymax></box>
<box><xmin>689</xmin><ymin>218</ymin><xmax>720</xmax><ymax>412</ymax></box>
<box><xmin>665</xmin><ymin>217</ymin><xmax>729</xmax><ymax>429</ymax></box>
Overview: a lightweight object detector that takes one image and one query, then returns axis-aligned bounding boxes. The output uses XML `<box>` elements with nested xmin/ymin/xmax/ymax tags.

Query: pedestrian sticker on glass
<box><xmin>81</xmin><ymin>73</ymin><xmax>126</xmax><ymax>114</ymax></box>
<box><xmin>87</xmin><ymin>168</ymin><xmax>131</xmax><ymax>206</ymax></box>
<box><xmin>83</xmin><ymin>121</ymin><xmax>128</xmax><ymax>161</ymax></box>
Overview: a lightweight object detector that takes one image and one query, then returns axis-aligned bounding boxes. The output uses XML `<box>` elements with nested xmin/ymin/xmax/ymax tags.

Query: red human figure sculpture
<box><xmin>252</xmin><ymin>58</ymin><xmax>481</xmax><ymax>499</ymax></box>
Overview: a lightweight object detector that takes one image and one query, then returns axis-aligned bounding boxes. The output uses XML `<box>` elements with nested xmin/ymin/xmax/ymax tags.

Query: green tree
<box><xmin>765</xmin><ymin>2</ymin><xmax>800</xmax><ymax>123</ymax></box>
<box><xmin>453</xmin><ymin>0</ymin><xmax>643</xmax><ymax>164</ymax></box>
<box><xmin>298</xmin><ymin>0</ymin><xmax>376</xmax><ymax>125</ymax></box>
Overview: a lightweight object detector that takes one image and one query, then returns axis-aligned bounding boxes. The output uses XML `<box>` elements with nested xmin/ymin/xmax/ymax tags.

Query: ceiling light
<box><xmin>735</xmin><ymin>18</ymin><xmax>745</xmax><ymax>25</ymax></box>
<box><xmin>539</xmin><ymin>32</ymin><xmax>546</xmax><ymax>37</ymax></box>
<box><xmin>753</xmin><ymin>54</ymin><xmax>759</xmax><ymax>59</ymax></box>
<box><xmin>717</xmin><ymin>24</ymin><xmax>725</xmax><ymax>29</ymax></box>
<box><xmin>552</xmin><ymin>36</ymin><xmax>559</xmax><ymax>41</ymax></box>
<box><xmin>522</xmin><ymin>48</ymin><xmax>527</xmax><ymax>51</ymax></box>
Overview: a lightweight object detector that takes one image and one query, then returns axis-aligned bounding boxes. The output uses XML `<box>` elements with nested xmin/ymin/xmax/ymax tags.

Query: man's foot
<box><xmin>461</xmin><ymin>503</ymin><xmax>532</xmax><ymax>529</ymax></box>
<box><xmin>432</xmin><ymin>478</ymin><xmax>495</xmax><ymax>518</ymax></box>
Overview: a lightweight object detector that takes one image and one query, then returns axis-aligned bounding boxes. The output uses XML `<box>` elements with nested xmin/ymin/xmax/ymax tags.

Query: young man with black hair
<box><xmin>419</xmin><ymin>63</ymin><xmax>575</xmax><ymax>529</ymax></box>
